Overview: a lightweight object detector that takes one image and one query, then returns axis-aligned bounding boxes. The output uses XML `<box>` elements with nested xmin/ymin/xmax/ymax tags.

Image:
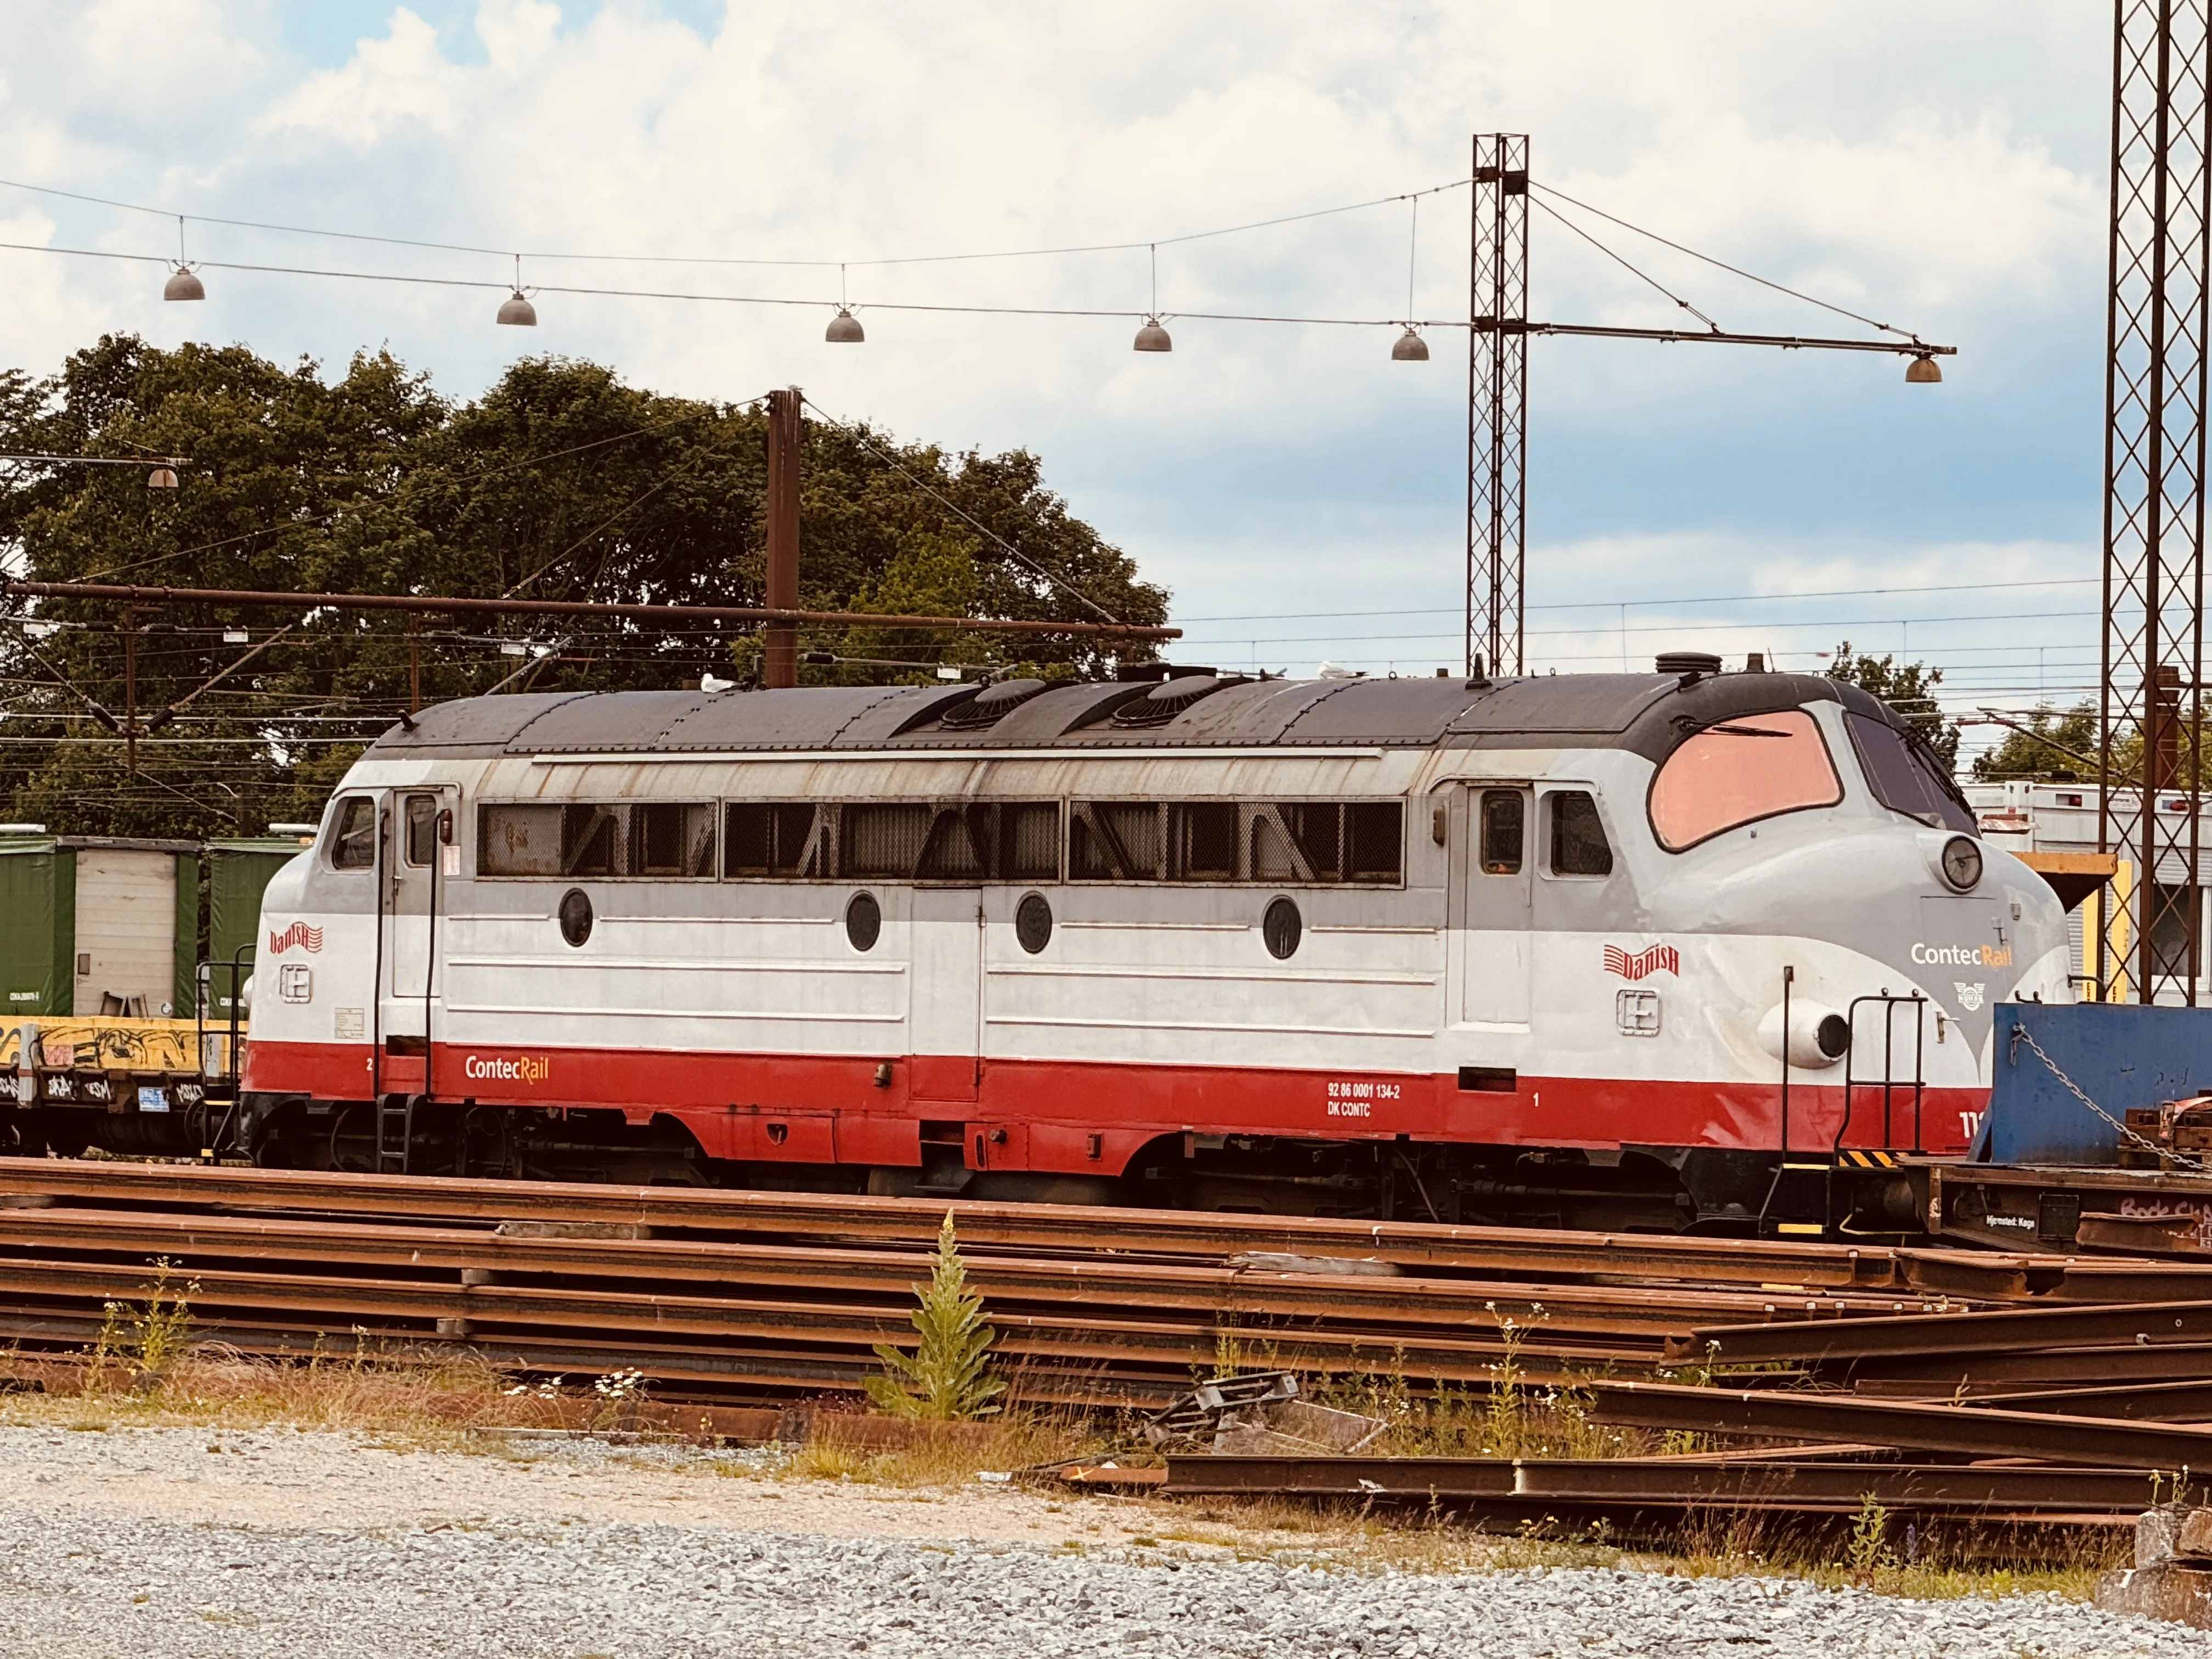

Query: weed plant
<box><xmin>866</xmin><ymin>1213</ymin><xmax>1006</xmax><ymax>1421</ymax></box>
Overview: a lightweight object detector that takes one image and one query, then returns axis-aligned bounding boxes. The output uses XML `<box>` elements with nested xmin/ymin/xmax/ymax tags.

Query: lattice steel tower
<box><xmin>1467</xmin><ymin>134</ymin><xmax>1529</xmax><ymax>678</ymax></box>
<box><xmin>2100</xmin><ymin>0</ymin><xmax>2211</xmax><ymax>1003</ymax></box>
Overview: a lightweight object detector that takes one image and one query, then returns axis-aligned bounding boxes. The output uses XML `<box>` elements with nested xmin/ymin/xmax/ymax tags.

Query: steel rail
<box><xmin>1675</xmin><ymin>1297</ymin><xmax>2212</xmax><ymax>1365</ymax></box>
<box><xmin>1161</xmin><ymin>1454</ymin><xmax>2168</xmax><ymax>1514</ymax></box>
<box><xmin>1587</xmin><ymin>1380</ymin><xmax>2212</xmax><ymax>1471</ymax></box>
<box><xmin>0</xmin><ymin>1159</ymin><xmax>2035</xmax><ymax>1298</ymax></box>
<box><xmin>1846</xmin><ymin>1341</ymin><xmax>2212</xmax><ymax>1393</ymax></box>
<box><xmin>0</xmin><ymin>579</ymin><xmax>1181</xmax><ymax>641</ymax></box>
<box><xmin>1971</xmin><ymin>1377</ymin><xmax>2212</xmax><ymax>1420</ymax></box>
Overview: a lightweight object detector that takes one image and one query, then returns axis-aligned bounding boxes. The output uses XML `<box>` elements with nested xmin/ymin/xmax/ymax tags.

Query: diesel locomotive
<box><xmin>211</xmin><ymin>657</ymin><xmax>2068</xmax><ymax>1232</ymax></box>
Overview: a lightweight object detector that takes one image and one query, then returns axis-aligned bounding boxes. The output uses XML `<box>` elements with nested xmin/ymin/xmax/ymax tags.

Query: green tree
<box><xmin>0</xmin><ymin>337</ymin><xmax>1167</xmax><ymax>838</ymax></box>
<box><xmin>1969</xmin><ymin>701</ymin><xmax>2100</xmax><ymax>780</ymax></box>
<box><xmin>1827</xmin><ymin>641</ymin><xmax>1960</xmax><ymax>771</ymax></box>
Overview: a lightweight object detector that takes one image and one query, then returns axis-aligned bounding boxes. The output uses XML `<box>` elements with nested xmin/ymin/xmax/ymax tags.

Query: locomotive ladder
<box><xmin>375</xmin><ymin>1094</ymin><xmax>416</xmax><ymax>1176</ymax></box>
<box><xmin>1759</xmin><ymin>992</ymin><xmax>1926</xmax><ymax>1240</ymax></box>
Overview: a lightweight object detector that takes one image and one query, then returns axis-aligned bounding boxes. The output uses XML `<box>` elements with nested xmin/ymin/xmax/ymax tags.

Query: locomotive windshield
<box><xmin>1647</xmin><ymin>709</ymin><xmax>1843</xmax><ymax>851</ymax></box>
<box><xmin>1843</xmin><ymin>712</ymin><xmax>1975</xmax><ymax>833</ymax></box>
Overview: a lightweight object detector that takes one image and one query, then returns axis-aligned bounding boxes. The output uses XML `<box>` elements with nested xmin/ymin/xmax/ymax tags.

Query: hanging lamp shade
<box><xmin>163</xmin><ymin>267</ymin><xmax>205</xmax><ymax>302</ymax></box>
<box><xmin>146</xmin><ymin>466</ymin><xmax>179</xmax><ymax>489</ymax></box>
<box><xmin>1133</xmin><ymin>316</ymin><xmax>1172</xmax><ymax>352</ymax></box>
<box><xmin>1905</xmin><ymin>354</ymin><xmax>1941</xmax><ymax>384</ymax></box>
<box><xmin>497</xmin><ymin>289</ymin><xmax>538</xmax><ymax>326</ymax></box>
<box><xmin>825</xmin><ymin>306</ymin><xmax>865</xmax><ymax>343</ymax></box>
<box><xmin>1391</xmin><ymin>326</ymin><xmax>1430</xmax><ymax>362</ymax></box>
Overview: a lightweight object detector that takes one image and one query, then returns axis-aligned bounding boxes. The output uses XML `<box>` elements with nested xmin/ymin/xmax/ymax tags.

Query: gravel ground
<box><xmin>0</xmin><ymin>1422</ymin><xmax>2194</xmax><ymax>1658</ymax></box>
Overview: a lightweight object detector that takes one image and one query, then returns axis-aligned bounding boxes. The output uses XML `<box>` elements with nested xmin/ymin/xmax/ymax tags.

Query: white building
<box><xmin>1960</xmin><ymin>779</ymin><xmax>2203</xmax><ymax>1001</ymax></box>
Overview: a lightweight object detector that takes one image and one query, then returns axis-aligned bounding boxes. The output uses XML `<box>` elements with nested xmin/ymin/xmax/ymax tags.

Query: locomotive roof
<box><xmin>370</xmin><ymin>669</ymin><xmax>1914</xmax><ymax>760</ymax></box>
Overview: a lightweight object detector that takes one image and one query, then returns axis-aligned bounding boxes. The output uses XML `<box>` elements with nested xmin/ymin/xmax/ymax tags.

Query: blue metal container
<box><xmin>1981</xmin><ymin>1001</ymin><xmax>2212</xmax><ymax>1165</ymax></box>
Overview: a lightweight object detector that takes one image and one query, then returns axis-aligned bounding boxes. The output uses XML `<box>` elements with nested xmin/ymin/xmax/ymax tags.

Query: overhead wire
<box><xmin>1527</xmin><ymin>196</ymin><xmax>1724</xmax><ymax>334</ymax></box>
<box><xmin>1527</xmin><ymin>179</ymin><xmax>1914</xmax><ymax>341</ymax></box>
<box><xmin>0</xmin><ymin>173</ymin><xmax>1472</xmax><ymax>272</ymax></box>
<box><xmin>800</xmin><ymin>394</ymin><xmax>1124</xmax><ymax>625</ymax></box>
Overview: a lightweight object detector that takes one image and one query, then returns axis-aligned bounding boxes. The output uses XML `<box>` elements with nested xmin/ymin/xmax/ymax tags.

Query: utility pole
<box><xmin>764</xmin><ymin>386</ymin><xmax>802</xmax><ymax>689</ymax></box>
<box><xmin>2098</xmin><ymin>1</ymin><xmax>2211</xmax><ymax>1006</ymax></box>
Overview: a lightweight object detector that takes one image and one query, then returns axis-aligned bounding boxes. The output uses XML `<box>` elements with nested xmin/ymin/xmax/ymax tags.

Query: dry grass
<box><xmin>0</xmin><ymin>1339</ymin><xmax>579</xmax><ymax>1440</ymax></box>
<box><xmin>778</xmin><ymin>1407</ymin><xmax>1106</xmax><ymax>1488</ymax></box>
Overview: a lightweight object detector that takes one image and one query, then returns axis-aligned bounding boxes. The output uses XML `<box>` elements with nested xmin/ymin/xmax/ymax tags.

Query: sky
<box><xmin>0</xmin><ymin>1</ymin><xmax>2118</xmax><ymax>764</ymax></box>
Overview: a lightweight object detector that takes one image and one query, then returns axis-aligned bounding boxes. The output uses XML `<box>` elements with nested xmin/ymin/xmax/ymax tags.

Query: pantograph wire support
<box><xmin>2100</xmin><ymin>0</ymin><xmax>2211</xmax><ymax>1006</ymax></box>
<box><xmin>1467</xmin><ymin>133</ymin><xmax>1529</xmax><ymax>679</ymax></box>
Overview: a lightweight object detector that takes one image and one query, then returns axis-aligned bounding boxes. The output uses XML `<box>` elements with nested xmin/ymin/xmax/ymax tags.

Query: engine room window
<box><xmin>1844</xmin><ymin>712</ymin><xmax>1976</xmax><ymax>834</ymax></box>
<box><xmin>1547</xmin><ymin>790</ymin><xmax>1613</xmax><ymax>877</ymax></box>
<box><xmin>479</xmin><ymin>804</ymin><xmax>562</xmax><ymax>876</ymax></box>
<box><xmin>1345</xmin><ymin>803</ymin><xmax>1403</xmax><ymax>882</ymax></box>
<box><xmin>1174</xmin><ymin>803</ymin><xmax>1239</xmax><ymax>881</ymax></box>
<box><xmin>917</xmin><ymin>806</ymin><xmax>990</xmax><ymax>879</ymax></box>
<box><xmin>330</xmin><ymin>796</ymin><xmax>377</xmax><ymax>870</ymax></box>
<box><xmin>1001</xmin><ymin>804</ymin><xmax>1061</xmax><ymax>881</ymax></box>
<box><xmin>1480</xmin><ymin>790</ymin><xmax>1524</xmax><ymax>874</ymax></box>
<box><xmin>724</xmin><ymin>803</ymin><xmax>821</xmax><ymax>877</ymax></box>
<box><xmin>561</xmin><ymin>804</ymin><xmax>623</xmax><ymax>877</ymax></box>
<box><xmin>842</xmin><ymin>803</ymin><xmax>934</xmax><ymax>878</ymax></box>
<box><xmin>1647</xmin><ymin>708</ymin><xmax>1843</xmax><ymax>851</ymax></box>
<box><xmin>631</xmin><ymin>802</ymin><xmax>715</xmax><ymax>877</ymax></box>
<box><xmin>1245</xmin><ymin>803</ymin><xmax>1402</xmax><ymax>884</ymax></box>
<box><xmin>1071</xmin><ymin>803</ymin><xmax>1164</xmax><ymax>880</ymax></box>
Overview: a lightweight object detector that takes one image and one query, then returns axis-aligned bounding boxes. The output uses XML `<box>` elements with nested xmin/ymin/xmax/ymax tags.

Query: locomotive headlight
<box><xmin>1938</xmin><ymin>835</ymin><xmax>1983</xmax><ymax>893</ymax></box>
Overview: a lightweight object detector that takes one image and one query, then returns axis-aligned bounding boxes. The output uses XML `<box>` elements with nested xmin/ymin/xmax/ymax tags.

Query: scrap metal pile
<box><xmin>1167</xmin><ymin>1275</ymin><xmax>2212</xmax><ymax>1543</ymax></box>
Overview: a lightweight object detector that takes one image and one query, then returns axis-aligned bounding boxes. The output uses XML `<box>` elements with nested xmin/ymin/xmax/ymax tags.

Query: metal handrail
<box><xmin>1832</xmin><ymin>993</ymin><xmax>1928</xmax><ymax>1160</ymax></box>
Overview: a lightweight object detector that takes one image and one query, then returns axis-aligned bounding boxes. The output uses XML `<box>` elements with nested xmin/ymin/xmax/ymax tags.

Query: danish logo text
<box><xmin>1604</xmin><ymin>943</ymin><xmax>1678</xmax><ymax>981</ymax></box>
<box><xmin>267</xmin><ymin>922</ymin><xmax>324</xmax><ymax>955</ymax></box>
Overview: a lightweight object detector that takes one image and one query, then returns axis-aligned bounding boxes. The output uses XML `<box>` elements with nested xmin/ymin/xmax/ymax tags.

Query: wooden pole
<box><xmin>764</xmin><ymin>386</ymin><xmax>802</xmax><ymax>689</ymax></box>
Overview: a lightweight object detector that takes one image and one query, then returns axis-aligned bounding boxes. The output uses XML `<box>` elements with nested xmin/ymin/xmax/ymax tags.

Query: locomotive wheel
<box><xmin>324</xmin><ymin>1103</ymin><xmax>377</xmax><ymax>1173</ymax></box>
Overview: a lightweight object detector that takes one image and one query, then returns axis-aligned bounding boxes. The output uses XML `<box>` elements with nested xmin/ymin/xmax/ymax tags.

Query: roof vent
<box><xmin>939</xmin><ymin>677</ymin><xmax>1052</xmax><ymax>730</ymax></box>
<box><xmin>1115</xmin><ymin>662</ymin><xmax>1216</xmax><ymax>684</ymax></box>
<box><xmin>1655</xmin><ymin>651</ymin><xmax>1724</xmax><ymax>677</ymax></box>
<box><xmin>1110</xmin><ymin>673</ymin><xmax>1246</xmax><ymax>728</ymax></box>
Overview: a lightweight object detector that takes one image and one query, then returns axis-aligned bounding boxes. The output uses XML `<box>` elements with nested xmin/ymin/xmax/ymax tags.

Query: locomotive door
<box><xmin>382</xmin><ymin>787</ymin><xmax>458</xmax><ymax>1094</ymax></box>
<box><xmin>909</xmin><ymin>886</ymin><xmax>984</xmax><ymax>1103</ymax></box>
<box><xmin>1458</xmin><ymin>785</ymin><xmax>1532</xmax><ymax>1025</ymax></box>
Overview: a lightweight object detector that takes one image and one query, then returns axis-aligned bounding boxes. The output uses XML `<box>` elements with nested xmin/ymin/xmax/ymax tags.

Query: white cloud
<box><xmin>0</xmin><ymin>0</ymin><xmax>2118</xmax><ymax>674</ymax></box>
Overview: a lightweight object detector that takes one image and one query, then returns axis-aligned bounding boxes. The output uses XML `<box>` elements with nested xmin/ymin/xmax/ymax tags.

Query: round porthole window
<box><xmin>1262</xmin><ymin>895</ymin><xmax>1301</xmax><ymax>960</ymax></box>
<box><xmin>557</xmin><ymin>888</ymin><xmax>593</xmax><ymax>948</ymax></box>
<box><xmin>846</xmin><ymin>890</ymin><xmax>882</xmax><ymax>952</ymax></box>
<box><xmin>1015</xmin><ymin>892</ymin><xmax>1053</xmax><ymax>955</ymax></box>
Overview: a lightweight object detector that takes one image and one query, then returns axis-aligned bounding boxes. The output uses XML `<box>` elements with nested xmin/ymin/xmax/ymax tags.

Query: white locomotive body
<box><xmin>238</xmin><ymin>664</ymin><xmax>2069</xmax><ymax>1228</ymax></box>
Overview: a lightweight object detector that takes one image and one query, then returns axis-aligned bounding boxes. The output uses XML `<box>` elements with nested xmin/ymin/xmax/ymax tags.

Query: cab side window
<box><xmin>1480</xmin><ymin>789</ymin><xmax>1524</xmax><ymax>874</ymax></box>
<box><xmin>404</xmin><ymin>794</ymin><xmax>437</xmax><ymax>867</ymax></box>
<box><xmin>1547</xmin><ymin>790</ymin><xmax>1613</xmax><ymax>877</ymax></box>
<box><xmin>330</xmin><ymin>796</ymin><xmax>377</xmax><ymax>870</ymax></box>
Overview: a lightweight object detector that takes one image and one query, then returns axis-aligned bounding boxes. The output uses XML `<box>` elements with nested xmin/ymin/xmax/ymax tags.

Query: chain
<box><xmin>2008</xmin><ymin>1021</ymin><xmax>2208</xmax><ymax>1173</ymax></box>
